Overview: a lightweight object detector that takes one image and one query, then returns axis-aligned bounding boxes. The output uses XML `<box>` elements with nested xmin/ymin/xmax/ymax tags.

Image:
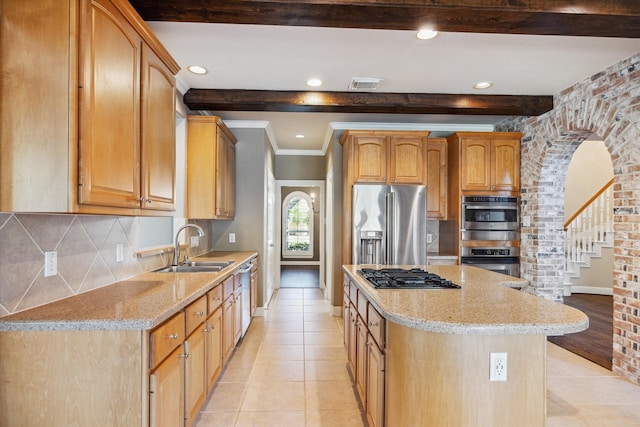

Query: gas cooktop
<box><xmin>357</xmin><ymin>268</ymin><xmax>461</xmax><ymax>289</ymax></box>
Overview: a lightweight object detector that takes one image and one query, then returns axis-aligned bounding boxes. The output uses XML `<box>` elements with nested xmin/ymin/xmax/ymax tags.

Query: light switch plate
<box><xmin>44</xmin><ymin>251</ymin><xmax>57</xmax><ymax>277</ymax></box>
<box><xmin>190</xmin><ymin>236</ymin><xmax>199</xmax><ymax>248</ymax></box>
<box><xmin>229</xmin><ymin>233</ymin><xmax>236</xmax><ymax>243</ymax></box>
<box><xmin>115</xmin><ymin>244</ymin><xmax>124</xmax><ymax>263</ymax></box>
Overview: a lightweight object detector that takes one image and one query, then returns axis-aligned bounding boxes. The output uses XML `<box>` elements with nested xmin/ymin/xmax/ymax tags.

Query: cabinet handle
<box><xmin>369</xmin><ymin>321</ymin><xmax>379</xmax><ymax>328</ymax></box>
<box><xmin>181</xmin><ymin>353</ymin><xmax>189</xmax><ymax>359</ymax></box>
<box><xmin>365</xmin><ymin>341</ymin><xmax>372</xmax><ymax>347</ymax></box>
<box><xmin>166</xmin><ymin>333</ymin><xmax>179</xmax><ymax>340</ymax></box>
<box><xmin>196</xmin><ymin>311</ymin><xmax>205</xmax><ymax>316</ymax></box>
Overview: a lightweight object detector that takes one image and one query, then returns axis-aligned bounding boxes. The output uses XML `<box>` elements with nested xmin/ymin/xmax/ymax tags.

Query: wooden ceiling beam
<box><xmin>183</xmin><ymin>89</ymin><xmax>553</xmax><ymax>116</ymax></box>
<box><xmin>129</xmin><ymin>0</ymin><xmax>640</xmax><ymax>38</ymax></box>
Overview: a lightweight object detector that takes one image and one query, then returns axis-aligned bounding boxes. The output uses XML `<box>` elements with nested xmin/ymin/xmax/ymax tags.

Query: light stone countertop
<box><xmin>0</xmin><ymin>251</ymin><xmax>258</xmax><ymax>332</ymax></box>
<box><xmin>344</xmin><ymin>264</ymin><xmax>589</xmax><ymax>336</ymax></box>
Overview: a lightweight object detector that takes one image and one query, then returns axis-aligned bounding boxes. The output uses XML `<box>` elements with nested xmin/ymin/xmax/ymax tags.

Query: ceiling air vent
<box><xmin>348</xmin><ymin>77</ymin><xmax>382</xmax><ymax>90</ymax></box>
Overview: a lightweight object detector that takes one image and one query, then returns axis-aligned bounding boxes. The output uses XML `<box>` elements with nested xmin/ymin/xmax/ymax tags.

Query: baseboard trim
<box><xmin>570</xmin><ymin>286</ymin><xmax>613</xmax><ymax>296</ymax></box>
<box><xmin>331</xmin><ymin>305</ymin><xmax>343</xmax><ymax>316</ymax></box>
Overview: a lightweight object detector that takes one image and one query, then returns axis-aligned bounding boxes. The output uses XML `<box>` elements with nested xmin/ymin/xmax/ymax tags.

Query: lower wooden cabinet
<box><xmin>233</xmin><ymin>287</ymin><xmax>243</xmax><ymax>345</ymax></box>
<box><xmin>205</xmin><ymin>307</ymin><xmax>223</xmax><ymax>392</ymax></box>
<box><xmin>150</xmin><ymin>344</ymin><xmax>185</xmax><ymax>427</ymax></box>
<box><xmin>222</xmin><ymin>294</ymin><xmax>235</xmax><ymax>364</ymax></box>
<box><xmin>343</xmin><ymin>276</ymin><xmax>386</xmax><ymax>427</ymax></box>
<box><xmin>184</xmin><ymin>324</ymin><xmax>207</xmax><ymax>427</ymax></box>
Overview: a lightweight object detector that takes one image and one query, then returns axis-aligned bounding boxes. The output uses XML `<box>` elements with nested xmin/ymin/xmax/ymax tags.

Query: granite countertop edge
<box><xmin>344</xmin><ymin>265</ymin><xmax>589</xmax><ymax>336</ymax></box>
<box><xmin>0</xmin><ymin>251</ymin><xmax>258</xmax><ymax>332</ymax></box>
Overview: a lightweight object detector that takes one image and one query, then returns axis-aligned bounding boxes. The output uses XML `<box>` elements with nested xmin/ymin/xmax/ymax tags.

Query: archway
<box><xmin>497</xmin><ymin>53</ymin><xmax>640</xmax><ymax>385</ymax></box>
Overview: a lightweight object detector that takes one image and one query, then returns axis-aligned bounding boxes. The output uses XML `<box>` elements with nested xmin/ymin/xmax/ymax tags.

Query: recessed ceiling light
<box><xmin>295</xmin><ymin>134</ymin><xmax>305</xmax><ymax>139</ymax></box>
<box><xmin>187</xmin><ymin>65</ymin><xmax>208</xmax><ymax>75</ymax></box>
<box><xmin>307</xmin><ymin>78</ymin><xmax>323</xmax><ymax>87</ymax></box>
<box><xmin>416</xmin><ymin>29</ymin><xmax>438</xmax><ymax>40</ymax></box>
<box><xmin>474</xmin><ymin>81</ymin><xmax>493</xmax><ymax>90</ymax></box>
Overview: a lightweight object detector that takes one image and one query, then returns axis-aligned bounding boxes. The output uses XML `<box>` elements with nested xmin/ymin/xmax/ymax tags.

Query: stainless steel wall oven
<box><xmin>460</xmin><ymin>196</ymin><xmax>521</xmax><ymax>277</ymax></box>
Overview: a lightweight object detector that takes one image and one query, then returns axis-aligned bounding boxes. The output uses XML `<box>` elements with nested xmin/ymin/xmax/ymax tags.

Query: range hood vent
<box><xmin>348</xmin><ymin>77</ymin><xmax>382</xmax><ymax>90</ymax></box>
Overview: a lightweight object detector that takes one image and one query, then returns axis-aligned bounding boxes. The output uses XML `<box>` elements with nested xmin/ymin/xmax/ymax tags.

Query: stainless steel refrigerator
<box><xmin>352</xmin><ymin>184</ymin><xmax>427</xmax><ymax>265</ymax></box>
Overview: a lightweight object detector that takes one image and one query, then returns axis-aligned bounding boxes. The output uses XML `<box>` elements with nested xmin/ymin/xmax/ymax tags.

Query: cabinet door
<box><xmin>206</xmin><ymin>307</ymin><xmax>223</xmax><ymax>392</ymax></box>
<box><xmin>78</xmin><ymin>0</ymin><xmax>141</xmax><ymax>208</ymax></box>
<box><xmin>140</xmin><ymin>43</ymin><xmax>176</xmax><ymax>211</ymax></box>
<box><xmin>222</xmin><ymin>296</ymin><xmax>235</xmax><ymax>364</ymax></box>
<box><xmin>355</xmin><ymin>315</ymin><xmax>368</xmax><ymax>405</ymax></box>
<box><xmin>461</xmin><ymin>138</ymin><xmax>492</xmax><ymax>191</ymax></box>
<box><xmin>185</xmin><ymin>327</ymin><xmax>207</xmax><ymax>427</ymax></box>
<box><xmin>353</xmin><ymin>135</ymin><xmax>387</xmax><ymax>183</ymax></box>
<box><xmin>491</xmin><ymin>139</ymin><xmax>520</xmax><ymax>192</ymax></box>
<box><xmin>226</xmin><ymin>140</ymin><xmax>236</xmax><ymax>218</ymax></box>
<box><xmin>366</xmin><ymin>335</ymin><xmax>385</xmax><ymax>427</ymax></box>
<box><xmin>343</xmin><ymin>292</ymin><xmax>350</xmax><ymax>350</ymax></box>
<box><xmin>427</xmin><ymin>139</ymin><xmax>448</xmax><ymax>219</ymax></box>
<box><xmin>149</xmin><ymin>344</ymin><xmax>184</xmax><ymax>427</ymax></box>
<box><xmin>389</xmin><ymin>136</ymin><xmax>425</xmax><ymax>184</ymax></box>
<box><xmin>215</xmin><ymin>131</ymin><xmax>229</xmax><ymax>218</ymax></box>
<box><xmin>250</xmin><ymin>267</ymin><xmax>258</xmax><ymax>316</ymax></box>
<box><xmin>347</xmin><ymin>304</ymin><xmax>358</xmax><ymax>377</ymax></box>
<box><xmin>233</xmin><ymin>288</ymin><xmax>243</xmax><ymax>345</ymax></box>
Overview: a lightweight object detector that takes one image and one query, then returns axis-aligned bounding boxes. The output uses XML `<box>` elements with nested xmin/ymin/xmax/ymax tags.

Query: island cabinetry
<box><xmin>447</xmin><ymin>132</ymin><xmax>521</xmax><ymax>195</ymax></box>
<box><xmin>343</xmin><ymin>276</ymin><xmax>386</xmax><ymax>427</ymax></box>
<box><xmin>187</xmin><ymin>116</ymin><xmax>238</xmax><ymax>220</ymax></box>
<box><xmin>1</xmin><ymin>0</ymin><xmax>179</xmax><ymax>214</ymax></box>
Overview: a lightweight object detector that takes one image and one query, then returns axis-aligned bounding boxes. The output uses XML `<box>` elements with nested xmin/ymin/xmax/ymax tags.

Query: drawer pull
<box><xmin>369</xmin><ymin>321</ymin><xmax>379</xmax><ymax>328</ymax></box>
<box><xmin>196</xmin><ymin>311</ymin><xmax>205</xmax><ymax>316</ymax></box>
<box><xmin>167</xmin><ymin>333</ymin><xmax>179</xmax><ymax>340</ymax></box>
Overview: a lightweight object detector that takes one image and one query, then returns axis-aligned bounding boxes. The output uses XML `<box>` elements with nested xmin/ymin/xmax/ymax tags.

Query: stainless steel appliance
<box><xmin>358</xmin><ymin>268</ymin><xmax>460</xmax><ymax>289</ymax></box>
<box><xmin>461</xmin><ymin>196</ymin><xmax>519</xmax><ymax>241</ymax></box>
<box><xmin>460</xmin><ymin>196</ymin><xmax>521</xmax><ymax>277</ymax></box>
<box><xmin>237</xmin><ymin>260</ymin><xmax>254</xmax><ymax>337</ymax></box>
<box><xmin>460</xmin><ymin>246</ymin><xmax>520</xmax><ymax>277</ymax></box>
<box><xmin>352</xmin><ymin>184</ymin><xmax>427</xmax><ymax>265</ymax></box>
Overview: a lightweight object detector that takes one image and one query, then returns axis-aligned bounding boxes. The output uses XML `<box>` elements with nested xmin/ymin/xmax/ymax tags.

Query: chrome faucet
<box><xmin>173</xmin><ymin>224</ymin><xmax>205</xmax><ymax>266</ymax></box>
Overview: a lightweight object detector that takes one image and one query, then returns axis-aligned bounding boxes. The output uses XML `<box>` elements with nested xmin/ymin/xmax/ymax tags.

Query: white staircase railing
<box><xmin>564</xmin><ymin>179</ymin><xmax>614</xmax><ymax>281</ymax></box>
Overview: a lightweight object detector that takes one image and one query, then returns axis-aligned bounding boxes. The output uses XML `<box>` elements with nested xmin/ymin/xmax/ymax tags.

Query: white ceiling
<box><xmin>148</xmin><ymin>22</ymin><xmax>640</xmax><ymax>154</ymax></box>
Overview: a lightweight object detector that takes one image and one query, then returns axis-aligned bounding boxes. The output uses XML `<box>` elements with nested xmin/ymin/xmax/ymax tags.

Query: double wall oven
<box><xmin>460</xmin><ymin>196</ymin><xmax>520</xmax><ymax>277</ymax></box>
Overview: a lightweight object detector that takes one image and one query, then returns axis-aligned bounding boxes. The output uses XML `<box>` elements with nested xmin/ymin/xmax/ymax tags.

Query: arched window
<box><xmin>282</xmin><ymin>191</ymin><xmax>313</xmax><ymax>258</ymax></box>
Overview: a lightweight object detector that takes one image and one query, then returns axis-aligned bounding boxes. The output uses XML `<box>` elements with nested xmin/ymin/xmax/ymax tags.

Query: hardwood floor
<box><xmin>280</xmin><ymin>265</ymin><xmax>320</xmax><ymax>288</ymax></box>
<box><xmin>548</xmin><ymin>293</ymin><xmax>613</xmax><ymax>370</ymax></box>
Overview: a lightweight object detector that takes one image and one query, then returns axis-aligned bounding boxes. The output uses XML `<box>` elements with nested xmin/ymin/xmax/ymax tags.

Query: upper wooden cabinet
<box><xmin>343</xmin><ymin>131</ymin><xmax>429</xmax><ymax>184</ymax></box>
<box><xmin>0</xmin><ymin>0</ymin><xmax>179</xmax><ymax>214</ymax></box>
<box><xmin>448</xmin><ymin>132</ymin><xmax>521</xmax><ymax>194</ymax></box>
<box><xmin>426</xmin><ymin>138</ymin><xmax>448</xmax><ymax>219</ymax></box>
<box><xmin>187</xmin><ymin>116</ymin><xmax>238</xmax><ymax>220</ymax></box>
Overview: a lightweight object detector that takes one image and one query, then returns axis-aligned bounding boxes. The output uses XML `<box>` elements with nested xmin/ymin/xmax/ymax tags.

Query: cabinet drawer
<box><xmin>208</xmin><ymin>284</ymin><xmax>223</xmax><ymax>314</ymax></box>
<box><xmin>357</xmin><ymin>292</ymin><xmax>368</xmax><ymax>320</ymax></box>
<box><xmin>349</xmin><ymin>281</ymin><xmax>358</xmax><ymax>305</ymax></box>
<box><xmin>150</xmin><ymin>311</ymin><xmax>185</xmax><ymax>369</ymax></box>
<box><xmin>185</xmin><ymin>295</ymin><xmax>207</xmax><ymax>336</ymax></box>
<box><xmin>367</xmin><ymin>304</ymin><xmax>385</xmax><ymax>349</ymax></box>
<box><xmin>222</xmin><ymin>276</ymin><xmax>234</xmax><ymax>300</ymax></box>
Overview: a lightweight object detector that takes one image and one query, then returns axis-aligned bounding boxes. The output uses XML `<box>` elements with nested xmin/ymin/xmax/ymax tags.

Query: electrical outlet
<box><xmin>190</xmin><ymin>236</ymin><xmax>199</xmax><ymax>248</ymax></box>
<box><xmin>229</xmin><ymin>233</ymin><xmax>236</xmax><ymax>243</ymax></box>
<box><xmin>427</xmin><ymin>234</ymin><xmax>433</xmax><ymax>244</ymax></box>
<box><xmin>522</xmin><ymin>215</ymin><xmax>531</xmax><ymax>227</ymax></box>
<box><xmin>44</xmin><ymin>251</ymin><xmax>57</xmax><ymax>277</ymax></box>
<box><xmin>115</xmin><ymin>243</ymin><xmax>124</xmax><ymax>263</ymax></box>
<box><xmin>490</xmin><ymin>352</ymin><xmax>507</xmax><ymax>381</ymax></box>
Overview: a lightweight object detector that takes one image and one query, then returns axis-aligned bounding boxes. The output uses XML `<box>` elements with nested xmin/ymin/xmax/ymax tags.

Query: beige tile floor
<box><xmin>196</xmin><ymin>287</ymin><xmax>640</xmax><ymax>427</ymax></box>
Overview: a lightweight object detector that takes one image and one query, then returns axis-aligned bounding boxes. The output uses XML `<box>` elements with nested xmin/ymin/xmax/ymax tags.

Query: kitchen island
<box><xmin>343</xmin><ymin>264</ymin><xmax>588</xmax><ymax>427</ymax></box>
<box><xmin>0</xmin><ymin>251</ymin><xmax>257</xmax><ymax>427</ymax></box>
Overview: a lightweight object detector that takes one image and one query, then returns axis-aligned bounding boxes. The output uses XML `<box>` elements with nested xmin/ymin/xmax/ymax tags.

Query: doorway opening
<box><xmin>276</xmin><ymin>180</ymin><xmax>325</xmax><ymax>291</ymax></box>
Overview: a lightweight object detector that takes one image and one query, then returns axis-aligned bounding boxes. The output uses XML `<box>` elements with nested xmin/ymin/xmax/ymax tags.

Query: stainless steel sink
<box><xmin>154</xmin><ymin>260</ymin><xmax>235</xmax><ymax>273</ymax></box>
<box><xmin>155</xmin><ymin>265</ymin><xmax>224</xmax><ymax>273</ymax></box>
<box><xmin>186</xmin><ymin>260</ymin><xmax>235</xmax><ymax>268</ymax></box>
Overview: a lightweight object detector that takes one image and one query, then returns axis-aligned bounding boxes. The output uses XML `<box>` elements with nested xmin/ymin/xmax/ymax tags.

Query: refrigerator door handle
<box><xmin>386</xmin><ymin>191</ymin><xmax>395</xmax><ymax>264</ymax></box>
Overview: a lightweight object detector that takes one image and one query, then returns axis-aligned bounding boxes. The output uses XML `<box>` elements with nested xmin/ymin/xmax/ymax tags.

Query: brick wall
<box><xmin>497</xmin><ymin>53</ymin><xmax>640</xmax><ymax>385</ymax></box>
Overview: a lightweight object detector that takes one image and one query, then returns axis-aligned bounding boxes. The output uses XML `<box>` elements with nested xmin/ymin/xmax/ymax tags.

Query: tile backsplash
<box><xmin>0</xmin><ymin>213</ymin><xmax>210</xmax><ymax>317</ymax></box>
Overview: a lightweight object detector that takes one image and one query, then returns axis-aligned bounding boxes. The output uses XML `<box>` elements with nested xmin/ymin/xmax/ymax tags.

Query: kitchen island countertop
<box><xmin>343</xmin><ymin>264</ymin><xmax>588</xmax><ymax>336</ymax></box>
<box><xmin>0</xmin><ymin>251</ymin><xmax>258</xmax><ymax>332</ymax></box>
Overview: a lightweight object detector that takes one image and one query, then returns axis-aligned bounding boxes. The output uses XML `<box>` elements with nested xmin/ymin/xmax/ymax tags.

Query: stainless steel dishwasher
<box><xmin>237</xmin><ymin>260</ymin><xmax>254</xmax><ymax>336</ymax></box>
